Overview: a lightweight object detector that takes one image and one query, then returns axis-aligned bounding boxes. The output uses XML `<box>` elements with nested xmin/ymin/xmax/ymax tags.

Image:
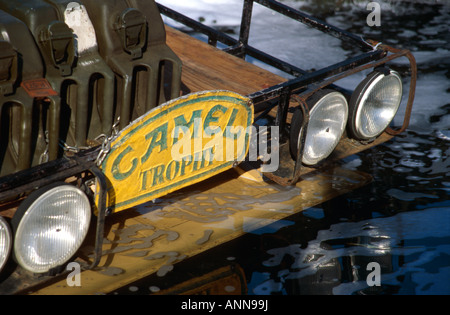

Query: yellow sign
<box><xmin>99</xmin><ymin>90</ymin><xmax>253</xmax><ymax>213</ymax></box>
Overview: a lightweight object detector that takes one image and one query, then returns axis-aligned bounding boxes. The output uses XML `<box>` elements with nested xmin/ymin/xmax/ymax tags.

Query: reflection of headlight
<box><xmin>12</xmin><ymin>184</ymin><xmax>91</xmax><ymax>274</ymax></box>
<box><xmin>0</xmin><ymin>217</ymin><xmax>12</xmax><ymax>273</ymax></box>
<box><xmin>291</xmin><ymin>90</ymin><xmax>348</xmax><ymax>166</ymax></box>
<box><xmin>348</xmin><ymin>68</ymin><xmax>403</xmax><ymax>140</ymax></box>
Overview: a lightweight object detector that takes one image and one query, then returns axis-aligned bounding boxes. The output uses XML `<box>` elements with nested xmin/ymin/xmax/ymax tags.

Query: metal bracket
<box><xmin>40</xmin><ymin>21</ymin><xmax>76</xmax><ymax>76</ymax></box>
<box><xmin>263</xmin><ymin>95</ymin><xmax>309</xmax><ymax>186</ymax></box>
<box><xmin>85</xmin><ymin>165</ymin><xmax>107</xmax><ymax>270</ymax></box>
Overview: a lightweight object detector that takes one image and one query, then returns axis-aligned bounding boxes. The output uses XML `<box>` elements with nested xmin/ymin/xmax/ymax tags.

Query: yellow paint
<box><xmin>31</xmin><ymin>165</ymin><xmax>372</xmax><ymax>295</ymax></box>
<box><xmin>97</xmin><ymin>90</ymin><xmax>253</xmax><ymax>213</ymax></box>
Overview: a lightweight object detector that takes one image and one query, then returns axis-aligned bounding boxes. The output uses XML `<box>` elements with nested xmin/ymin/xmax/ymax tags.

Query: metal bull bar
<box><xmin>262</xmin><ymin>45</ymin><xmax>417</xmax><ymax>185</ymax></box>
<box><xmin>157</xmin><ymin>0</ymin><xmax>417</xmax><ymax>186</ymax></box>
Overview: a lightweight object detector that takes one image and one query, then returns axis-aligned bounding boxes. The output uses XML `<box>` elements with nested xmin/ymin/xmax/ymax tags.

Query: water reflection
<box><xmin>242</xmin><ymin>125</ymin><xmax>450</xmax><ymax>294</ymax></box>
<box><xmin>243</xmin><ymin>1</ymin><xmax>450</xmax><ymax>295</ymax></box>
<box><xmin>248</xmin><ymin>206</ymin><xmax>450</xmax><ymax>295</ymax></box>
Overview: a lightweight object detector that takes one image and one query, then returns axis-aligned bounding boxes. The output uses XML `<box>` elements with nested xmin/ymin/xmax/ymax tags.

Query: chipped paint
<box><xmin>64</xmin><ymin>2</ymin><xmax>98</xmax><ymax>55</ymax></box>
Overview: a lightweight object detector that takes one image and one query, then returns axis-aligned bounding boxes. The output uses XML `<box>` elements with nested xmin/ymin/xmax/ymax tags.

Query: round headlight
<box><xmin>0</xmin><ymin>217</ymin><xmax>12</xmax><ymax>274</ymax></box>
<box><xmin>290</xmin><ymin>90</ymin><xmax>348</xmax><ymax>166</ymax></box>
<box><xmin>348</xmin><ymin>68</ymin><xmax>403</xmax><ymax>140</ymax></box>
<box><xmin>12</xmin><ymin>183</ymin><xmax>91</xmax><ymax>274</ymax></box>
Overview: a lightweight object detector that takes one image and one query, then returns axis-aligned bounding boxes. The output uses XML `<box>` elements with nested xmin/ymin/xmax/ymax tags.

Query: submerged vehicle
<box><xmin>0</xmin><ymin>0</ymin><xmax>416</xmax><ymax>294</ymax></box>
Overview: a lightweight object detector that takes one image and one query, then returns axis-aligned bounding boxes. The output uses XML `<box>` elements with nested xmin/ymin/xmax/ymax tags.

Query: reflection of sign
<box><xmin>33</xmin><ymin>166</ymin><xmax>373</xmax><ymax>294</ymax></box>
<box><xmin>100</xmin><ymin>90</ymin><xmax>253</xmax><ymax>213</ymax></box>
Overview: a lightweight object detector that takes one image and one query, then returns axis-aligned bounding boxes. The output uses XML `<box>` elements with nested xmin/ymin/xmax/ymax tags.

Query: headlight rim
<box><xmin>290</xmin><ymin>88</ymin><xmax>349</xmax><ymax>166</ymax></box>
<box><xmin>11</xmin><ymin>182</ymin><xmax>92</xmax><ymax>274</ymax></box>
<box><xmin>348</xmin><ymin>67</ymin><xmax>403</xmax><ymax>141</ymax></box>
<box><xmin>0</xmin><ymin>216</ymin><xmax>12</xmax><ymax>274</ymax></box>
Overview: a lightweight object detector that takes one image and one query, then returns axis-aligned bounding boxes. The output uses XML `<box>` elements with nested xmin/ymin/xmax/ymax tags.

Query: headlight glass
<box><xmin>349</xmin><ymin>69</ymin><xmax>403</xmax><ymax>140</ymax></box>
<box><xmin>13</xmin><ymin>184</ymin><xmax>91</xmax><ymax>274</ymax></box>
<box><xmin>0</xmin><ymin>217</ymin><xmax>12</xmax><ymax>273</ymax></box>
<box><xmin>301</xmin><ymin>91</ymin><xmax>348</xmax><ymax>166</ymax></box>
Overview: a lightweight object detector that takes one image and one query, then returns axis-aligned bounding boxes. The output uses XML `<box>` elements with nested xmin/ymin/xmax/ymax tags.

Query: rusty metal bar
<box><xmin>264</xmin><ymin>94</ymin><xmax>310</xmax><ymax>186</ymax></box>
<box><xmin>292</xmin><ymin>44</ymin><xmax>417</xmax><ymax>137</ymax></box>
<box><xmin>85</xmin><ymin>165</ymin><xmax>107</xmax><ymax>270</ymax></box>
<box><xmin>274</xmin><ymin>88</ymin><xmax>291</xmax><ymax>138</ymax></box>
<box><xmin>290</xmin><ymin>95</ymin><xmax>309</xmax><ymax>184</ymax></box>
<box><xmin>0</xmin><ymin>146</ymin><xmax>100</xmax><ymax>201</ymax></box>
<box><xmin>248</xmin><ymin>49</ymin><xmax>384</xmax><ymax>104</ymax></box>
<box><xmin>239</xmin><ymin>0</ymin><xmax>254</xmax><ymax>49</ymax></box>
<box><xmin>381</xmin><ymin>45</ymin><xmax>417</xmax><ymax>136</ymax></box>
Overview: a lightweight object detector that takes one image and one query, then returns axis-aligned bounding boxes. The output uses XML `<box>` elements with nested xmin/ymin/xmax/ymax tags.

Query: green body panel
<box><xmin>0</xmin><ymin>0</ymin><xmax>182</xmax><ymax>177</ymax></box>
<box><xmin>0</xmin><ymin>10</ymin><xmax>46</xmax><ymax>176</ymax></box>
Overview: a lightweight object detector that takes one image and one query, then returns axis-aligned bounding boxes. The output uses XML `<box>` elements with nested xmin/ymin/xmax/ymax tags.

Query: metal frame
<box><xmin>157</xmin><ymin>0</ymin><xmax>417</xmax><ymax>185</ymax></box>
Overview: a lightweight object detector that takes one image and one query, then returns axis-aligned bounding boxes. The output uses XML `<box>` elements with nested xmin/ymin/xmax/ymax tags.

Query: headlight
<box><xmin>0</xmin><ymin>217</ymin><xmax>12</xmax><ymax>274</ymax></box>
<box><xmin>12</xmin><ymin>183</ymin><xmax>91</xmax><ymax>274</ymax></box>
<box><xmin>290</xmin><ymin>90</ymin><xmax>348</xmax><ymax>166</ymax></box>
<box><xmin>348</xmin><ymin>68</ymin><xmax>403</xmax><ymax>140</ymax></box>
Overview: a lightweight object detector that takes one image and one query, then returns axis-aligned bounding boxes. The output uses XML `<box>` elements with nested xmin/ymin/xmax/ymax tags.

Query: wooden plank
<box><xmin>165</xmin><ymin>26</ymin><xmax>287</xmax><ymax>96</ymax></box>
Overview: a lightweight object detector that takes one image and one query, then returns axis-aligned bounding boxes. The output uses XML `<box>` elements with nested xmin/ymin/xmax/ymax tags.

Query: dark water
<box><xmin>274</xmin><ymin>0</ymin><xmax>450</xmax><ymax>295</ymax></box>
<box><xmin>138</xmin><ymin>0</ymin><xmax>450</xmax><ymax>295</ymax></box>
